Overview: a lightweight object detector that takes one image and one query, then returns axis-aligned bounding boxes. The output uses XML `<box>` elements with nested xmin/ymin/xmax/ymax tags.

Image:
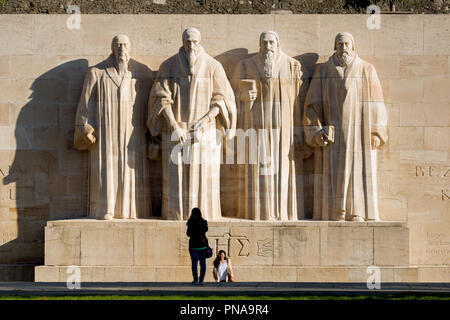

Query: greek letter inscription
<box><xmin>415</xmin><ymin>166</ymin><xmax>449</xmax><ymax>200</ymax></box>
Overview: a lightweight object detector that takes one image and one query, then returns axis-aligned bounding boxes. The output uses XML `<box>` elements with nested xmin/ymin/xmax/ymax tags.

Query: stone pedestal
<box><xmin>34</xmin><ymin>219</ymin><xmax>449</xmax><ymax>283</ymax></box>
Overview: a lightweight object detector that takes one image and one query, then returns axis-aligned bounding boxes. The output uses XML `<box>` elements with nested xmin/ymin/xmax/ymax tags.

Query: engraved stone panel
<box><xmin>273</xmin><ymin>227</ymin><xmax>320</xmax><ymax>266</ymax></box>
<box><xmin>134</xmin><ymin>225</ymin><xmax>181</xmax><ymax>266</ymax></box>
<box><xmin>227</xmin><ymin>225</ymin><xmax>275</xmax><ymax>265</ymax></box>
<box><xmin>45</xmin><ymin>226</ymin><xmax>80</xmax><ymax>266</ymax></box>
<box><xmin>80</xmin><ymin>227</ymin><xmax>134</xmax><ymax>266</ymax></box>
<box><xmin>321</xmin><ymin>226</ymin><xmax>373</xmax><ymax>266</ymax></box>
<box><xmin>374</xmin><ymin>227</ymin><xmax>409</xmax><ymax>266</ymax></box>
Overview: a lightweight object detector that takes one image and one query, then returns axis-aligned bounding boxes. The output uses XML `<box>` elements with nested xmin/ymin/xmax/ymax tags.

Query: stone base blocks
<box><xmin>33</xmin><ymin>219</ymin><xmax>447</xmax><ymax>283</ymax></box>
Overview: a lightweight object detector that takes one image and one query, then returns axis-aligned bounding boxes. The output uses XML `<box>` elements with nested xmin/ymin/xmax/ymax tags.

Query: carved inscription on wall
<box><xmin>256</xmin><ymin>239</ymin><xmax>274</xmax><ymax>257</ymax></box>
<box><xmin>443</xmin><ymin>190</ymin><xmax>449</xmax><ymax>200</ymax></box>
<box><xmin>0</xmin><ymin>164</ymin><xmax>51</xmax><ymax>176</ymax></box>
<box><xmin>426</xmin><ymin>232</ymin><xmax>450</xmax><ymax>258</ymax></box>
<box><xmin>0</xmin><ymin>231</ymin><xmax>18</xmax><ymax>245</ymax></box>
<box><xmin>0</xmin><ymin>162</ymin><xmax>54</xmax><ymax>207</ymax></box>
<box><xmin>415</xmin><ymin>166</ymin><xmax>450</xmax><ymax>177</ymax></box>
<box><xmin>415</xmin><ymin>165</ymin><xmax>449</xmax><ymax>200</ymax></box>
<box><xmin>209</xmin><ymin>232</ymin><xmax>251</xmax><ymax>258</ymax></box>
<box><xmin>180</xmin><ymin>230</ymin><xmax>275</xmax><ymax>262</ymax></box>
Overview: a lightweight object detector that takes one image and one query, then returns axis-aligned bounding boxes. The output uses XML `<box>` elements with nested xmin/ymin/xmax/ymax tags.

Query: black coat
<box><xmin>186</xmin><ymin>219</ymin><xmax>208</xmax><ymax>249</ymax></box>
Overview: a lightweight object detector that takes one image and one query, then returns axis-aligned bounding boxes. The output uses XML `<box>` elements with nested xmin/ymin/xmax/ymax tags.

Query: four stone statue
<box><xmin>74</xmin><ymin>35</ymin><xmax>152</xmax><ymax>220</ymax></box>
<box><xmin>233</xmin><ymin>31</ymin><xmax>303</xmax><ymax>221</ymax></box>
<box><xmin>303</xmin><ymin>32</ymin><xmax>388</xmax><ymax>222</ymax></box>
<box><xmin>75</xmin><ymin>29</ymin><xmax>388</xmax><ymax>222</ymax></box>
<box><xmin>147</xmin><ymin>27</ymin><xmax>236</xmax><ymax>221</ymax></box>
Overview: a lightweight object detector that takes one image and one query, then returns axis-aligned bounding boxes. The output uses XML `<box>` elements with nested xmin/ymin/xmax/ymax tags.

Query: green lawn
<box><xmin>0</xmin><ymin>294</ymin><xmax>449</xmax><ymax>300</ymax></box>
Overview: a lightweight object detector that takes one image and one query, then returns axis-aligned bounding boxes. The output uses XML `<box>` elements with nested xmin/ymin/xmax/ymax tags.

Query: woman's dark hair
<box><xmin>213</xmin><ymin>250</ymin><xmax>227</xmax><ymax>268</ymax></box>
<box><xmin>187</xmin><ymin>207</ymin><xmax>203</xmax><ymax>226</ymax></box>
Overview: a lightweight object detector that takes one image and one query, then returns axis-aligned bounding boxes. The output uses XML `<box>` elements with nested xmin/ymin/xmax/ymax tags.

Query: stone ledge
<box><xmin>47</xmin><ymin>218</ymin><xmax>408</xmax><ymax>228</ymax></box>
<box><xmin>35</xmin><ymin>266</ymin><xmax>450</xmax><ymax>283</ymax></box>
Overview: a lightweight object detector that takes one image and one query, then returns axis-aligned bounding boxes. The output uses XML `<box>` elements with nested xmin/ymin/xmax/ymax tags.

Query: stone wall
<box><xmin>0</xmin><ymin>15</ymin><xmax>449</xmax><ymax>279</ymax></box>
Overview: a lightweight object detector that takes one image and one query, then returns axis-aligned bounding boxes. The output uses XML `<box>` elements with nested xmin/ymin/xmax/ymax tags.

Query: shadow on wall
<box><xmin>215</xmin><ymin>48</ymin><xmax>251</xmax><ymax>217</ymax></box>
<box><xmin>0</xmin><ymin>60</ymin><xmax>90</xmax><ymax>275</ymax></box>
<box><xmin>294</xmin><ymin>53</ymin><xmax>319</xmax><ymax>219</ymax></box>
<box><xmin>0</xmin><ymin>57</ymin><xmax>161</xmax><ymax>278</ymax></box>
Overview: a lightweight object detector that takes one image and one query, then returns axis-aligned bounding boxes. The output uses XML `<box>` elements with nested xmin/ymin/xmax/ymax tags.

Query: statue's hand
<box><xmin>84</xmin><ymin>132</ymin><xmax>96</xmax><ymax>146</ymax></box>
<box><xmin>172</xmin><ymin>125</ymin><xmax>188</xmax><ymax>144</ymax></box>
<box><xmin>193</xmin><ymin>116</ymin><xmax>209</xmax><ymax>132</ymax></box>
<box><xmin>371</xmin><ymin>135</ymin><xmax>381</xmax><ymax>149</ymax></box>
<box><xmin>313</xmin><ymin>131</ymin><xmax>328</xmax><ymax>147</ymax></box>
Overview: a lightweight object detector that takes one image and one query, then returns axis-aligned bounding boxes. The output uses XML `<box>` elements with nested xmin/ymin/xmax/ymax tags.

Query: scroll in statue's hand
<box><xmin>371</xmin><ymin>135</ymin><xmax>381</xmax><ymax>150</ymax></box>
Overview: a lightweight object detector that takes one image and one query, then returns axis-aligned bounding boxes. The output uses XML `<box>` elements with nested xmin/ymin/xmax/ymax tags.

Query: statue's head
<box><xmin>259</xmin><ymin>31</ymin><xmax>280</xmax><ymax>79</ymax></box>
<box><xmin>182</xmin><ymin>27</ymin><xmax>201</xmax><ymax>56</ymax></box>
<box><xmin>334</xmin><ymin>32</ymin><xmax>355</xmax><ymax>65</ymax></box>
<box><xmin>259</xmin><ymin>31</ymin><xmax>280</xmax><ymax>56</ymax></box>
<box><xmin>111</xmin><ymin>34</ymin><xmax>131</xmax><ymax>63</ymax></box>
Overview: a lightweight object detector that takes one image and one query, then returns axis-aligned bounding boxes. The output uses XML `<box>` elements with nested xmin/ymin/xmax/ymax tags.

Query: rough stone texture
<box><xmin>0</xmin><ymin>14</ymin><xmax>448</xmax><ymax>281</ymax></box>
<box><xmin>134</xmin><ymin>224</ymin><xmax>182</xmax><ymax>266</ymax></box>
<box><xmin>374</xmin><ymin>227</ymin><xmax>409</xmax><ymax>266</ymax></box>
<box><xmin>45</xmin><ymin>226</ymin><xmax>80</xmax><ymax>266</ymax></box>
<box><xmin>321</xmin><ymin>226</ymin><xmax>374</xmax><ymax>266</ymax></box>
<box><xmin>0</xmin><ymin>1</ymin><xmax>448</xmax><ymax>14</ymax></box>
<box><xmin>273</xmin><ymin>227</ymin><xmax>320</xmax><ymax>266</ymax></box>
<box><xmin>81</xmin><ymin>227</ymin><xmax>135</xmax><ymax>266</ymax></box>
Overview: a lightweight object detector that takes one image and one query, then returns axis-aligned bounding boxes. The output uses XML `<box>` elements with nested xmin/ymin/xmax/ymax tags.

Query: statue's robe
<box><xmin>148</xmin><ymin>46</ymin><xmax>236</xmax><ymax>221</ymax></box>
<box><xmin>74</xmin><ymin>55</ymin><xmax>153</xmax><ymax>219</ymax></box>
<box><xmin>232</xmin><ymin>51</ymin><xmax>304</xmax><ymax>221</ymax></box>
<box><xmin>303</xmin><ymin>54</ymin><xmax>388</xmax><ymax>221</ymax></box>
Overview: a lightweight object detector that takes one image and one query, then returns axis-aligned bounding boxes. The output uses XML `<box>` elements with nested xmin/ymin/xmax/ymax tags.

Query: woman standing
<box><xmin>213</xmin><ymin>250</ymin><xmax>235</xmax><ymax>283</ymax></box>
<box><xmin>186</xmin><ymin>208</ymin><xmax>209</xmax><ymax>285</ymax></box>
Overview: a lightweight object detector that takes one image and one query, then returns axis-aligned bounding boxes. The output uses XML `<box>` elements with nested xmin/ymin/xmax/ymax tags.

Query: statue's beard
<box><xmin>185</xmin><ymin>47</ymin><xmax>199</xmax><ymax>75</ymax></box>
<box><xmin>115</xmin><ymin>52</ymin><xmax>130</xmax><ymax>75</ymax></box>
<box><xmin>336</xmin><ymin>51</ymin><xmax>354</xmax><ymax>67</ymax></box>
<box><xmin>260</xmin><ymin>49</ymin><xmax>277</xmax><ymax>79</ymax></box>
